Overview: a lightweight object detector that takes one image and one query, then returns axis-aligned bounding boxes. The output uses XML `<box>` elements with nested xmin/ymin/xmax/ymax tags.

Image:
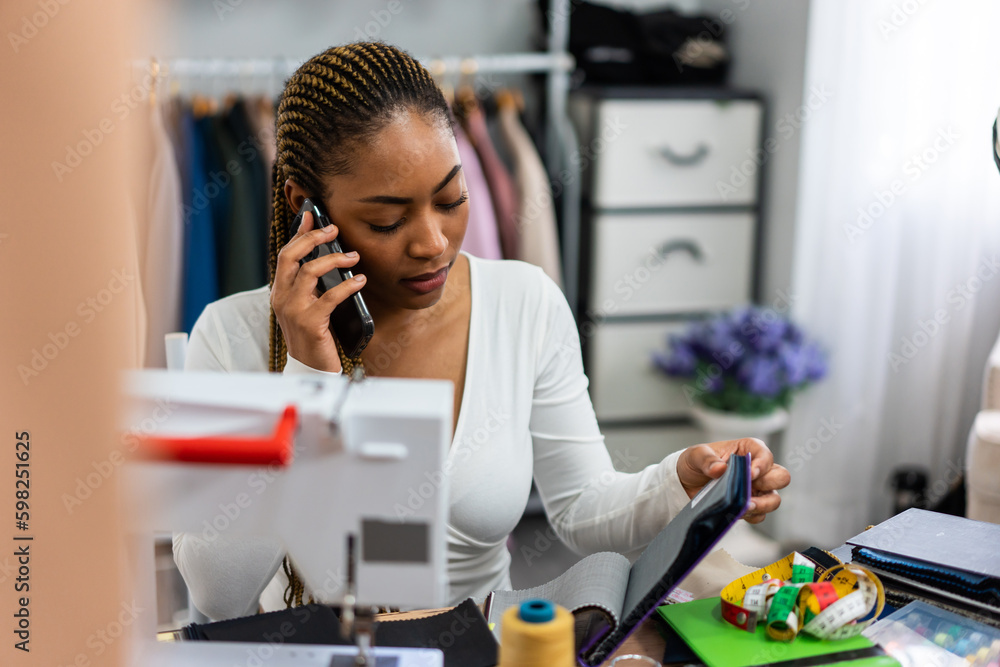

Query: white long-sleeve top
<box><xmin>173</xmin><ymin>253</ymin><xmax>690</xmax><ymax>620</ymax></box>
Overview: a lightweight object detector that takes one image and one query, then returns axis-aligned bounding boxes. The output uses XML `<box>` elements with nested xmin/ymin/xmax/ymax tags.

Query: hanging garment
<box><xmin>496</xmin><ymin>98</ymin><xmax>563</xmax><ymax>286</ymax></box>
<box><xmin>163</xmin><ymin>96</ymin><xmax>188</xmax><ymax>192</ymax></box>
<box><xmin>181</xmin><ymin>106</ymin><xmax>220</xmax><ymax>333</ymax></box>
<box><xmin>459</xmin><ymin>96</ymin><xmax>521</xmax><ymax>260</ymax></box>
<box><xmin>212</xmin><ymin>101</ymin><xmax>267</xmax><ymax>295</ymax></box>
<box><xmin>141</xmin><ymin>102</ymin><xmax>184</xmax><ymax>367</ymax></box>
<box><xmin>122</xmin><ymin>102</ymin><xmax>151</xmax><ymax>369</ymax></box>
<box><xmin>453</xmin><ymin>123</ymin><xmax>502</xmax><ymax>260</ymax></box>
<box><xmin>245</xmin><ymin>95</ymin><xmax>277</xmax><ymax>235</ymax></box>
<box><xmin>204</xmin><ymin>113</ymin><xmax>236</xmax><ymax>292</ymax></box>
<box><xmin>227</xmin><ymin>98</ymin><xmax>270</xmax><ymax>288</ymax></box>
<box><xmin>246</xmin><ymin>95</ymin><xmax>276</xmax><ymax>181</ymax></box>
<box><xmin>124</xmin><ymin>197</ymin><xmax>149</xmax><ymax>369</ymax></box>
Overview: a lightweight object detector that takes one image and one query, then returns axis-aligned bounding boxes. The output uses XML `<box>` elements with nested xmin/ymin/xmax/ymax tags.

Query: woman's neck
<box><xmin>364</xmin><ymin>254</ymin><xmax>469</xmax><ymax>339</ymax></box>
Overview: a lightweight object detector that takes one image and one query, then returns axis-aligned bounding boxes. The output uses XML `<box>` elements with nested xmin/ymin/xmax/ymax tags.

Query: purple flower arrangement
<box><xmin>653</xmin><ymin>306</ymin><xmax>828</xmax><ymax>415</ymax></box>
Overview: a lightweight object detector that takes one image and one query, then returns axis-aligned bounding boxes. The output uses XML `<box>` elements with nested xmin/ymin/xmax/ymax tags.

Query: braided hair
<box><xmin>268</xmin><ymin>42</ymin><xmax>450</xmax><ymax>375</ymax></box>
<box><xmin>267</xmin><ymin>43</ymin><xmax>450</xmax><ymax>607</ymax></box>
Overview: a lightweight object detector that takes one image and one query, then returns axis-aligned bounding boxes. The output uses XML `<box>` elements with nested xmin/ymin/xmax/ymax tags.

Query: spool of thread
<box><xmin>497</xmin><ymin>599</ymin><xmax>575</xmax><ymax>667</ymax></box>
<box><xmin>164</xmin><ymin>332</ymin><xmax>188</xmax><ymax>371</ymax></box>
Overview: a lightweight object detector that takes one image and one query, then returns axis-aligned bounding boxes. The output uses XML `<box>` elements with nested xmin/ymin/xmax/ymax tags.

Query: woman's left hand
<box><xmin>676</xmin><ymin>438</ymin><xmax>791</xmax><ymax>524</ymax></box>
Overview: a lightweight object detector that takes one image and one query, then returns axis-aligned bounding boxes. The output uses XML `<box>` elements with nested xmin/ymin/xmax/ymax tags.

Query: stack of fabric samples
<box><xmin>845</xmin><ymin>509</ymin><xmax>1000</xmax><ymax>630</ymax></box>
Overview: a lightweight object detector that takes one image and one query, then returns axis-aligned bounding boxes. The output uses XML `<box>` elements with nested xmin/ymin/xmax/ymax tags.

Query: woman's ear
<box><xmin>284</xmin><ymin>178</ymin><xmax>309</xmax><ymax>214</ymax></box>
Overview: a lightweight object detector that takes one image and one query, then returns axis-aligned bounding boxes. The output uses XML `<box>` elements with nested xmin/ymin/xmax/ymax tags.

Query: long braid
<box><xmin>266</xmin><ymin>42</ymin><xmax>449</xmax><ymax>608</ymax></box>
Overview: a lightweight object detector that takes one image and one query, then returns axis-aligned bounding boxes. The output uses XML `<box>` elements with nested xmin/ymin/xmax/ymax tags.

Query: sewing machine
<box><xmin>120</xmin><ymin>369</ymin><xmax>453</xmax><ymax>666</ymax></box>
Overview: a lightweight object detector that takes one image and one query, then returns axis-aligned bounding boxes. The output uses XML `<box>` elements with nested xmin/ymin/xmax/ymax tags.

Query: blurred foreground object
<box><xmin>121</xmin><ymin>370</ymin><xmax>451</xmax><ymax>665</ymax></box>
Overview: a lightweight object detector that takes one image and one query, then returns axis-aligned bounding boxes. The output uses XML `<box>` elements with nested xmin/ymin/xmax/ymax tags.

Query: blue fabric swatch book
<box><xmin>845</xmin><ymin>509</ymin><xmax>1000</xmax><ymax>616</ymax></box>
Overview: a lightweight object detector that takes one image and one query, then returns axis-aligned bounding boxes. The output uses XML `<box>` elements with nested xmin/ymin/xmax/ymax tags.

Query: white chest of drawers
<box><xmin>570</xmin><ymin>87</ymin><xmax>764</xmax><ymax>466</ymax></box>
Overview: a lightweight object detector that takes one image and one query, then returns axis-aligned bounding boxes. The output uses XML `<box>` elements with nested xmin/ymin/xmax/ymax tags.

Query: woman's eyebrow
<box><xmin>356</xmin><ymin>164</ymin><xmax>462</xmax><ymax>204</ymax></box>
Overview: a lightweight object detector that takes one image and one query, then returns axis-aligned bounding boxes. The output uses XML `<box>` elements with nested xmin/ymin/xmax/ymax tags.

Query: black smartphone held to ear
<box><xmin>294</xmin><ymin>198</ymin><xmax>374</xmax><ymax>359</ymax></box>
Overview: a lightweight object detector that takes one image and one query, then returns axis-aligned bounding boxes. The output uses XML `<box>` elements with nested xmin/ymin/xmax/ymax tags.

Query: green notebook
<box><xmin>657</xmin><ymin>598</ymin><xmax>899</xmax><ymax>667</ymax></box>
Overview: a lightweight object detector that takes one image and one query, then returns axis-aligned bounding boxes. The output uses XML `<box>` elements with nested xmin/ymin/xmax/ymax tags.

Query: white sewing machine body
<box><xmin>121</xmin><ymin>369</ymin><xmax>452</xmax><ymax>666</ymax></box>
<box><xmin>141</xmin><ymin>640</ymin><xmax>445</xmax><ymax>667</ymax></box>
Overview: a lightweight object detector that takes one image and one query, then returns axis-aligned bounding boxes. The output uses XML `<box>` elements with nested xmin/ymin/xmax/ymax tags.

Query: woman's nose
<box><xmin>407</xmin><ymin>216</ymin><xmax>449</xmax><ymax>259</ymax></box>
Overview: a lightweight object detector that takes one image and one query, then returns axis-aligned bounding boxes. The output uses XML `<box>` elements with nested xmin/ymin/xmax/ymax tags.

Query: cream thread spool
<box><xmin>498</xmin><ymin>599</ymin><xmax>576</xmax><ymax>667</ymax></box>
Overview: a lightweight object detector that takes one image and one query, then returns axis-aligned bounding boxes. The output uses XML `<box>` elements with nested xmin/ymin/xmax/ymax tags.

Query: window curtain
<box><xmin>775</xmin><ymin>0</ymin><xmax>1000</xmax><ymax>546</ymax></box>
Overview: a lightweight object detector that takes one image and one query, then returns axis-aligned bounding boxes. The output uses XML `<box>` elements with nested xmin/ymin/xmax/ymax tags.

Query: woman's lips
<box><xmin>400</xmin><ymin>266</ymin><xmax>449</xmax><ymax>294</ymax></box>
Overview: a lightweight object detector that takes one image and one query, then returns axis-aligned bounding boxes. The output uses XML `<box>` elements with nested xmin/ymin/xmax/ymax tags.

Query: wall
<box><xmin>143</xmin><ymin>0</ymin><xmax>701</xmax><ymax>62</ymax></box>
<box><xmin>144</xmin><ymin>0</ymin><xmax>537</xmax><ymax>60</ymax></box>
<box><xmin>698</xmin><ymin>0</ymin><xmax>812</xmax><ymax>309</ymax></box>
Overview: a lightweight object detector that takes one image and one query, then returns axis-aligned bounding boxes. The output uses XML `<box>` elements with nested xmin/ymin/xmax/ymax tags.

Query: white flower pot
<box><xmin>690</xmin><ymin>405</ymin><xmax>789</xmax><ymax>443</ymax></box>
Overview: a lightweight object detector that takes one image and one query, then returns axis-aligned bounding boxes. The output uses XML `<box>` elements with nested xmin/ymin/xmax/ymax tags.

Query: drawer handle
<box><xmin>654</xmin><ymin>143</ymin><xmax>710</xmax><ymax>166</ymax></box>
<box><xmin>655</xmin><ymin>239</ymin><xmax>704</xmax><ymax>262</ymax></box>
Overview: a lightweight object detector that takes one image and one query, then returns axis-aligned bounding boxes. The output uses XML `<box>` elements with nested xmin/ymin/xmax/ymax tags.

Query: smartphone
<box><xmin>294</xmin><ymin>198</ymin><xmax>374</xmax><ymax>359</ymax></box>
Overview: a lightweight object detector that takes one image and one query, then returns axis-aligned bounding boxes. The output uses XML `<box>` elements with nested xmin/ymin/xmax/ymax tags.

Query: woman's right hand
<box><xmin>270</xmin><ymin>210</ymin><xmax>366</xmax><ymax>372</ymax></box>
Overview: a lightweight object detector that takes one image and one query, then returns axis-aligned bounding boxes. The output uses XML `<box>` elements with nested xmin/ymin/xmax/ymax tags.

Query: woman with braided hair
<box><xmin>174</xmin><ymin>42</ymin><xmax>790</xmax><ymax>621</ymax></box>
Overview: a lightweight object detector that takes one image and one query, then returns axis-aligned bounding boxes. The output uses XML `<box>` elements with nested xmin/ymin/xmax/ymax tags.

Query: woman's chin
<box><xmin>366</xmin><ymin>284</ymin><xmax>444</xmax><ymax>313</ymax></box>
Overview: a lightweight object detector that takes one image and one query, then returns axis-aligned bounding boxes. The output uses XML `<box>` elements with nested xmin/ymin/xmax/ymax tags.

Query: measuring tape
<box><xmin>720</xmin><ymin>552</ymin><xmax>885</xmax><ymax>642</ymax></box>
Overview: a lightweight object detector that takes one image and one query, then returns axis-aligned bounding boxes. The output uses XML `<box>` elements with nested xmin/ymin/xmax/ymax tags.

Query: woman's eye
<box><xmin>367</xmin><ymin>193</ymin><xmax>466</xmax><ymax>233</ymax></box>
<box><xmin>438</xmin><ymin>192</ymin><xmax>469</xmax><ymax>211</ymax></box>
<box><xmin>369</xmin><ymin>218</ymin><xmax>405</xmax><ymax>234</ymax></box>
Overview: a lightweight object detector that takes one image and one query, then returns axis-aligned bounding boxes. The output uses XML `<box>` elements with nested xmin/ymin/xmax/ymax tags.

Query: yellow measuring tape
<box><xmin>720</xmin><ymin>552</ymin><xmax>885</xmax><ymax>642</ymax></box>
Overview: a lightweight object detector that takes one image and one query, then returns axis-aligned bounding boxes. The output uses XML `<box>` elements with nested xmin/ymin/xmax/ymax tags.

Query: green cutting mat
<box><xmin>657</xmin><ymin>598</ymin><xmax>899</xmax><ymax>667</ymax></box>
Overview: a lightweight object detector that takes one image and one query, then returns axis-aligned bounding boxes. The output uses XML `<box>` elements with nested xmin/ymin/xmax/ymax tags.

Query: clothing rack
<box><xmin>143</xmin><ymin>52</ymin><xmax>572</xmax><ymax>77</ymax></box>
<box><xmin>133</xmin><ymin>1</ymin><xmax>581</xmax><ymax>312</ymax></box>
